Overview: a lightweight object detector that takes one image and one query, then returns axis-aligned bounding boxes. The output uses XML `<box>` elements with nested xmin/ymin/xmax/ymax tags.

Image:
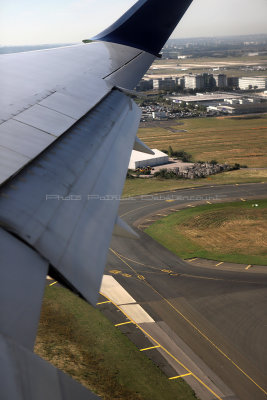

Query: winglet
<box><xmin>91</xmin><ymin>0</ymin><xmax>193</xmax><ymax>56</ymax></box>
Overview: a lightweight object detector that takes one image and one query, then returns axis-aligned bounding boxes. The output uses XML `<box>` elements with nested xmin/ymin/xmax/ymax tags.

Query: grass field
<box><xmin>138</xmin><ymin>115</ymin><xmax>267</xmax><ymax>168</ymax></box>
<box><xmin>148</xmin><ymin>55</ymin><xmax>267</xmax><ymax>77</ymax></box>
<box><xmin>148</xmin><ymin>68</ymin><xmax>267</xmax><ymax>78</ymax></box>
<box><xmin>152</xmin><ymin>55</ymin><xmax>267</xmax><ymax>66</ymax></box>
<box><xmin>145</xmin><ymin>199</ymin><xmax>267</xmax><ymax>265</ymax></box>
<box><xmin>35</xmin><ymin>286</ymin><xmax>197</xmax><ymax>400</ymax></box>
<box><xmin>123</xmin><ymin>169</ymin><xmax>267</xmax><ymax>197</ymax></box>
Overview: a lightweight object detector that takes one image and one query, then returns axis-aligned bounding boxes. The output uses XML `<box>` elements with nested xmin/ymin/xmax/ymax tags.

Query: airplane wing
<box><xmin>0</xmin><ymin>0</ymin><xmax>193</xmax><ymax>398</ymax></box>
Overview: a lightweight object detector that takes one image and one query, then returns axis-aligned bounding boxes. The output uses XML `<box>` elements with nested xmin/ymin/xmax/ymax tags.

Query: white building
<box><xmin>213</xmin><ymin>74</ymin><xmax>227</xmax><ymax>88</ymax></box>
<box><xmin>184</xmin><ymin>75</ymin><xmax>204</xmax><ymax>90</ymax></box>
<box><xmin>128</xmin><ymin>149</ymin><xmax>169</xmax><ymax>170</ymax></box>
<box><xmin>153</xmin><ymin>78</ymin><xmax>176</xmax><ymax>91</ymax></box>
<box><xmin>239</xmin><ymin>77</ymin><xmax>267</xmax><ymax>90</ymax></box>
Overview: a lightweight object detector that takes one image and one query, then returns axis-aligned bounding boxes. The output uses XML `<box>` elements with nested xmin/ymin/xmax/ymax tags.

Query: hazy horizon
<box><xmin>1</xmin><ymin>33</ymin><xmax>267</xmax><ymax>50</ymax></box>
<box><xmin>1</xmin><ymin>0</ymin><xmax>267</xmax><ymax>46</ymax></box>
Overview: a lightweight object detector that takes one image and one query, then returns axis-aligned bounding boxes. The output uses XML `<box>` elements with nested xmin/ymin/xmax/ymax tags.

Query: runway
<box><xmin>104</xmin><ymin>183</ymin><xmax>267</xmax><ymax>400</ymax></box>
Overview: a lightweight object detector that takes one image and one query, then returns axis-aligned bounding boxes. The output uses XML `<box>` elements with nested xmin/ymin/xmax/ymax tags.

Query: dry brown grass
<box><xmin>178</xmin><ymin>208</ymin><xmax>267</xmax><ymax>256</ymax></box>
<box><xmin>138</xmin><ymin>115</ymin><xmax>267</xmax><ymax>167</ymax></box>
<box><xmin>35</xmin><ymin>287</ymin><xmax>197</xmax><ymax>400</ymax></box>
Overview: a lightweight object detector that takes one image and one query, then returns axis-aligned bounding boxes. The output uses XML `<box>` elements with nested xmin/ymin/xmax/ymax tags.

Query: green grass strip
<box><xmin>145</xmin><ymin>199</ymin><xmax>267</xmax><ymax>266</ymax></box>
<box><xmin>35</xmin><ymin>286</ymin><xmax>197</xmax><ymax>400</ymax></box>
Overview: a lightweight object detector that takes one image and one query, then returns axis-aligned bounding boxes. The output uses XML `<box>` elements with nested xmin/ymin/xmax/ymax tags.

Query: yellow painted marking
<box><xmin>142</xmin><ymin>281</ymin><xmax>267</xmax><ymax>397</ymax></box>
<box><xmin>109</xmin><ymin>249</ymin><xmax>267</xmax><ymax>396</ymax></box>
<box><xmin>121</xmin><ymin>273</ymin><xmax>132</xmax><ymax>278</ymax></box>
<box><xmin>97</xmin><ymin>300</ymin><xmax>111</xmax><ymax>305</ymax></box>
<box><xmin>109</xmin><ymin>269</ymin><xmax>121</xmax><ymax>274</ymax></box>
<box><xmin>161</xmin><ymin>269</ymin><xmax>173</xmax><ymax>274</ymax></box>
<box><xmin>169</xmin><ymin>373</ymin><xmax>192</xmax><ymax>380</ymax></box>
<box><xmin>110</xmin><ymin>249</ymin><xmax>162</xmax><ymax>271</ymax></box>
<box><xmin>115</xmin><ymin>321</ymin><xmax>132</xmax><ymax>327</ymax></box>
<box><xmin>187</xmin><ymin>258</ymin><xmax>197</xmax><ymax>262</ymax></box>
<box><xmin>166</xmin><ymin>199</ymin><xmax>175</xmax><ymax>203</ymax></box>
<box><xmin>245</xmin><ymin>265</ymin><xmax>252</xmax><ymax>270</ymax></box>
<box><xmin>49</xmin><ymin>281</ymin><xmax>57</xmax><ymax>287</ymax></box>
<box><xmin>137</xmin><ymin>274</ymin><xmax>145</xmax><ymax>280</ymax></box>
<box><xmin>120</xmin><ymin>202</ymin><xmax>159</xmax><ymax>218</ymax></box>
<box><xmin>140</xmin><ymin>345</ymin><xmax>160</xmax><ymax>352</ymax></box>
<box><xmin>240</xmin><ymin>198</ymin><xmax>246</xmax><ymax>202</ymax></box>
<box><xmin>206</xmin><ymin>201</ymin><xmax>212</xmax><ymax>204</ymax></box>
<box><xmin>101</xmin><ymin>293</ymin><xmax>223</xmax><ymax>400</ymax></box>
<box><xmin>216</xmin><ymin>262</ymin><xmax>224</xmax><ymax>267</ymax></box>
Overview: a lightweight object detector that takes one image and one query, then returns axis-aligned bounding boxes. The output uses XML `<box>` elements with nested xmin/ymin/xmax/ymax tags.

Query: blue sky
<box><xmin>1</xmin><ymin>0</ymin><xmax>267</xmax><ymax>45</ymax></box>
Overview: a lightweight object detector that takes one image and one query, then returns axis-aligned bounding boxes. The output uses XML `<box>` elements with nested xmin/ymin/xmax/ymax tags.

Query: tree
<box><xmin>168</xmin><ymin>146</ymin><xmax>174</xmax><ymax>157</ymax></box>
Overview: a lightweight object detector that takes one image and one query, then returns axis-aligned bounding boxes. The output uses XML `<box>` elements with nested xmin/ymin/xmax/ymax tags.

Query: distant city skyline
<box><xmin>1</xmin><ymin>0</ymin><xmax>267</xmax><ymax>46</ymax></box>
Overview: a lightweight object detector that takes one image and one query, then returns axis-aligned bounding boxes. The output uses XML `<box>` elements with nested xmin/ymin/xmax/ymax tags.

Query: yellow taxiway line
<box><xmin>216</xmin><ymin>262</ymin><xmax>224</xmax><ymax>267</ymax></box>
<box><xmin>109</xmin><ymin>249</ymin><xmax>267</xmax><ymax>398</ymax></box>
<box><xmin>115</xmin><ymin>321</ymin><xmax>132</xmax><ymax>327</ymax></box>
<box><xmin>100</xmin><ymin>291</ymin><xmax>223</xmax><ymax>400</ymax></box>
<box><xmin>97</xmin><ymin>300</ymin><xmax>111</xmax><ymax>305</ymax></box>
<box><xmin>140</xmin><ymin>345</ymin><xmax>160</xmax><ymax>352</ymax></box>
<box><xmin>169</xmin><ymin>373</ymin><xmax>192</xmax><ymax>380</ymax></box>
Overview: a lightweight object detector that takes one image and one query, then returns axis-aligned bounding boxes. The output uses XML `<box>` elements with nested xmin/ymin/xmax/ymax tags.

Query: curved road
<box><xmin>106</xmin><ymin>183</ymin><xmax>267</xmax><ymax>400</ymax></box>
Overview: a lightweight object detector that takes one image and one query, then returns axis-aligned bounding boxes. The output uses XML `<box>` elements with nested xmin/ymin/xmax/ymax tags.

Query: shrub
<box><xmin>210</xmin><ymin>159</ymin><xmax>218</xmax><ymax>165</ymax></box>
<box><xmin>233</xmin><ymin>163</ymin><xmax>241</xmax><ymax>170</ymax></box>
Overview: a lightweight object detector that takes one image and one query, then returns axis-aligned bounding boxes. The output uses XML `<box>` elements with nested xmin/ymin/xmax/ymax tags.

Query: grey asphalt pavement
<box><xmin>106</xmin><ymin>183</ymin><xmax>267</xmax><ymax>400</ymax></box>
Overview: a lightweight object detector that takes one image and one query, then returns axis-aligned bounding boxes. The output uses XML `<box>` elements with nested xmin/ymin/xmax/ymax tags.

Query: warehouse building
<box><xmin>239</xmin><ymin>77</ymin><xmax>267</xmax><ymax>90</ymax></box>
<box><xmin>207</xmin><ymin>102</ymin><xmax>267</xmax><ymax>115</ymax></box>
<box><xmin>128</xmin><ymin>149</ymin><xmax>169</xmax><ymax>170</ymax></box>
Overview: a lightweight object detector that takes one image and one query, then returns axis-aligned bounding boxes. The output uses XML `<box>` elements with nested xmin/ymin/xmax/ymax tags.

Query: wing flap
<box><xmin>0</xmin><ymin>229</ymin><xmax>48</xmax><ymax>351</ymax></box>
<box><xmin>0</xmin><ymin>90</ymin><xmax>141</xmax><ymax>305</ymax></box>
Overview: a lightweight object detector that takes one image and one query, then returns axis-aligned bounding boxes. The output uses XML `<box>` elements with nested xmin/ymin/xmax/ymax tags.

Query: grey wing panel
<box><xmin>0</xmin><ymin>229</ymin><xmax>48</xmax><ymax>351</ymax></box>
<box><xmin>0</xmin><ymin>42</ymin><xmax>141</xmax><ymax>123</ymax></box>
<box><xmin>0</xmin><ymin>42</ymin><xmax>153</xmax><ymax>185</ymax></box>
<box><xmin>105</xmin><ymin>50</ymin><xmax>154</xmax><ymax>89</ymax></box>
<box><xmin>0</xmin><ymin>334</ymin><xmax>100</xmax><ymax>400</ymax></box>
<box><xmin>0</xmin><ymin>90</ymin><xmax>141</xmax><ymax>305</ymax></box>
<box><xmin>0</xmin><ymin>74</ymin><xmax>112</xmax><ymax>185</ymax></box>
